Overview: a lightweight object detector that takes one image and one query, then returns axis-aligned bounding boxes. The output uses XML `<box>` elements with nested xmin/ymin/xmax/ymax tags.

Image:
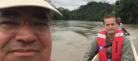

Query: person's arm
<box><xmin>84</xmin><ymin>39</ymin><xmax>98</xmax><ymax>61</ymax></box>
<box><xmin>121</xmin><ymin>37</ymin><xmax>134</xmax><ymax>61</ymax></box>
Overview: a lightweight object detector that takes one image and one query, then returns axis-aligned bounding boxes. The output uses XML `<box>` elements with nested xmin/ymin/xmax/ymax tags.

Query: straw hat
<box><xmin>0</xmin><ymin>0</ymin><xmax>62</xmax><ymax>15</ymax></box>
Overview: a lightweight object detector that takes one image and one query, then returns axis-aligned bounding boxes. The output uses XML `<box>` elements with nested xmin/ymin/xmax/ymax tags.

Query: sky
<box><xmin>51</xmin><ymin>0</ymin><xmax>117</xmax><ymax>10</ymax></box>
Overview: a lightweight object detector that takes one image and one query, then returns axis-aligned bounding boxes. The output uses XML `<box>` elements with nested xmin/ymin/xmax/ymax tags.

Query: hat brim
<box><xmin>0</xmin><ymin>0</ymin><xmax>62</xmax><ymax>15</ymax></box>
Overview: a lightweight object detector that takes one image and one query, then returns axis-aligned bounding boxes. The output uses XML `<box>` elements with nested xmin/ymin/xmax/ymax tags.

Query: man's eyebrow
<box><xmin>33</xmin><ymin>12</ymin><xmax>47</xmax><ymax>17</ymax></box>
<box><xmin>32</xmin><ymin>12</ymin><xmax>50</xmax><ymax>20</ymax></box>
<box><xmin>0</xmin><ymin>10</ymin><xmax>20</xmax><ymax>17</ymax></box>
<box><xmin>0</xmin><ymin>11</ymin><xmax>21</xmax><ymax>22</ymax></box>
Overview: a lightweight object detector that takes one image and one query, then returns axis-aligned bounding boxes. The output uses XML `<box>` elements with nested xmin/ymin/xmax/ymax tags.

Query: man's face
<box><xmin>104</xmin><ymin>17</ymin><xmax>118</xmax><ymax>34</ymax></box>
<box><xmin>0</xmin><ymin>7</ymin><xmax>51</xmax><ymax>61</ymax></box>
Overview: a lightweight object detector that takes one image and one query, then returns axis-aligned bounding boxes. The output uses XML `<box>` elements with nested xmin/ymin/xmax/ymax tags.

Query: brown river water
<box><xmin>51</xmin><ymin>20</ymin><xmax>138</xmax><ymax>61</ymax></box>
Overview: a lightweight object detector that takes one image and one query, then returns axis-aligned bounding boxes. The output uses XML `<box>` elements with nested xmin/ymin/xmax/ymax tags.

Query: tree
<box><xmin>115</xmin><ymin>0</ymin><xmax>138</xmax><ymax>24</ymax></box>
<box><xmin>53</xmin><ymin>2</ymin><xmax>114</xmax><ymax>21</ymax></box>
<box><xmin>53</xmin><ymin>7</ymin><xmax>71</xmax><ymax>20</ymax></box>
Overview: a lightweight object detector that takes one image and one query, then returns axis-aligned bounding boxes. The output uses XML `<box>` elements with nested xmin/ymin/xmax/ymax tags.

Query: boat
<box><xmin>91</xmin><ymin>40</ymin><xmax>138</xmax><ymax>61</ymax></box>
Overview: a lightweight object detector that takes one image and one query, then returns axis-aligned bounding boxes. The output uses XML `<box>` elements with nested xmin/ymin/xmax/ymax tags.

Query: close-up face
<box><xmin>104</xmin><ymin>17</ymin><xmax>118</xmax><ymax>34</ymax></box>
<box><xmin>0</xmin><ymin>7</ymin><xmax>52</xmax><ymax>61</ymax></box>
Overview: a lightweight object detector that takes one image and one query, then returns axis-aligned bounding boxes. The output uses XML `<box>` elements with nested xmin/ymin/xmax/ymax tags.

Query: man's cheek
<box><xmin>0</xmin><ymin>32</ymin><xmax>13</xmax><ymax>49</ymax></box>
<box><xmin>0</xmin><ymin>32</ymin><xmax>12</xmax><ymax>61</ymax></box>
<box><xmin>104</xmin><ymin>27</ymin><xmax>109</xmax><ymax>30</ymax></box>
<box><xmin>40</xmin><ymin>36</ymin><xmax>51</xmax><ymax>61</ymax></box>
<box><xmin>0</xmin><ymin>53</ymin><xmax>5</xmax><ymax>61</ymax></box>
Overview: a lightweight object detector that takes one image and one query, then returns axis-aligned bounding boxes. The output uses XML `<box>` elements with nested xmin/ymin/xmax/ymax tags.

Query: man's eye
<box><xmin>33</xmin><ymin>13</ymin><xmax>49</xmax><ymax>20</ymax></box>
<box><xmin>34</xmin><ymin>22</ymin><xmax>48</xmax><ymax>26</ymax></box>
<box><xmin>0</xmin><ymin>11</ymin><xmax>19</xmax><ymax>19</ymax></box>
<box><xmin>106</xmin><ymin>24</ymin><xmax>109</xmax><ymax>26</ymax></box>
<box><xmin>111</xmin><ymin>23</ymin><xmax>115</xmax><ymax>26</ymax></box>
<box><xmin>0</xmin><ymin>21</ymin><xmax>19</xmax><ymax>26</ymax></box>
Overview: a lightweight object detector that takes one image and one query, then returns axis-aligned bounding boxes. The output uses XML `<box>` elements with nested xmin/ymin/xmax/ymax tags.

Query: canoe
<box><xmin>91</xmin><ymin>54</ymin><xmax>99</xmax><ymax>61</ymax></box>
<box><xmin>130</xmin><ymin>40</ymin><xmax>138</xmax><ymax>61</ymax></box>
<box><xmin>91</xmin><ymin>40</ymin><xmax>138</xmax><ymax>61</ymax></box>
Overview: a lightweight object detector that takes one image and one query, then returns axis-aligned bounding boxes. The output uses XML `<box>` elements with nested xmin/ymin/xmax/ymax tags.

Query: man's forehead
<box><xmin>104</xmin><ymin>17</ymin><xmax>116</xmax><ymax>20</ymax></box>
<box><xmin>0</xmin><ymin>7</ymin><xmax>51</xmax><ymax>22</ymax></box>
<box><xmin>0</xmin><ymin>7</ymin><xmax>51</xmax><ymax>19</ymax></box>
<box><xmin>104</xmin><ymin>18</ymin><xmax>116</xmax><ymax>22</ymax></box>
<box><xmin>0</xmin><ymin>7</ymin><xmax>50</xmax><ymax>13</ymax></box>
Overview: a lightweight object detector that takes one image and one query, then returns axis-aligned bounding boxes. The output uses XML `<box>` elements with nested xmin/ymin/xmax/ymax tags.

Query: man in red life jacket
<box><xmin>85</xmin><ymin>16</ymin><xmax>134</xmax><ymax>61</ymax></box>
<box><xmin>0</xmin><ymin>0</ymin><xmax>61</xmax><ymax>61</ymax></box>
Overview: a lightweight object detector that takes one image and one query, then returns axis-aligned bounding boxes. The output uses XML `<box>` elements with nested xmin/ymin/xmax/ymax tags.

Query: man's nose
<box><xmin>15</xmin><ymin>25</ymin><xmax>36</xmax><ymax>44</ymax></box>
<box><xmin>109</xmin><ymin>25</ymin><xmax>113</xmax><ymax>29</ymax></box>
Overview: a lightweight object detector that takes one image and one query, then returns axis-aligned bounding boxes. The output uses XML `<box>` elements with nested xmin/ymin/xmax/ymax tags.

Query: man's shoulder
<box><xmin>122</xmin><ymin>36</ymin><xmax>130</xmax><ymax>44</ymax></box>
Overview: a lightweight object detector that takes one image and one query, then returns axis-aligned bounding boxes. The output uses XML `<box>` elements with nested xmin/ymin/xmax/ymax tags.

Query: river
<box><xmin>51</xmin><ymin>20</ymin><xmax>138</xmax><ymax>61</ymax></box>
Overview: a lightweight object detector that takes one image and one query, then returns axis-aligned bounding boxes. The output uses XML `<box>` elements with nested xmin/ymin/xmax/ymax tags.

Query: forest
<box><xmin>53</xmin><ymin>0</ymin><xmax>138</xmax><ymax>24</ymax></box>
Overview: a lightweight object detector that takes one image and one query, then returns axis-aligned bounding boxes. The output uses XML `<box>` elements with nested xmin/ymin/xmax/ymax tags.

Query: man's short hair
<box><xmin>102</xmin><ymin>15</ymin><xmax>117</xmax><ymax>24</ymax></box>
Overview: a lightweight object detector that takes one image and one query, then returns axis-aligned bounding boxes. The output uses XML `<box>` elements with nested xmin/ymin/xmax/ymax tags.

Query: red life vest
<box><xmin>97</xmin><ymin>29</ymin><xmax>124</xmax><ymax>61</ymax></box>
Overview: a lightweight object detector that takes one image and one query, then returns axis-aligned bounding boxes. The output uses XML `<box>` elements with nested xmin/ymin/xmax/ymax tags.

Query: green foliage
<box><xmin>53</xmin><ymin>2</ymin><xmax>113</xmax><ymax>21</ymax></box>
<box><xmin>115</xmin><ymin>0</ymin><xmax>138</xmax><ymax>24</ymax></box>
<box><xmin>71</xmin><ymin>2</ymin><xmax>113</xmax><ymax>21</ymax></box>
<box><xmin>53</xmin><ymin>0</ymin><xmax>138</xmax><ymax>24</ymax></box>
<box><xmin>53</xmin><ymin>7</ymin><xmax>71</xmax><ymax>20</ymax></box>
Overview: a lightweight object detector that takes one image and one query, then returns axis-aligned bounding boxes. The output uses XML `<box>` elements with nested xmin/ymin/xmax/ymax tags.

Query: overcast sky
<box><xmin>51</xmin><ymin>0</ymin><xmax>117</xmax><ymax>10</ymax></box>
